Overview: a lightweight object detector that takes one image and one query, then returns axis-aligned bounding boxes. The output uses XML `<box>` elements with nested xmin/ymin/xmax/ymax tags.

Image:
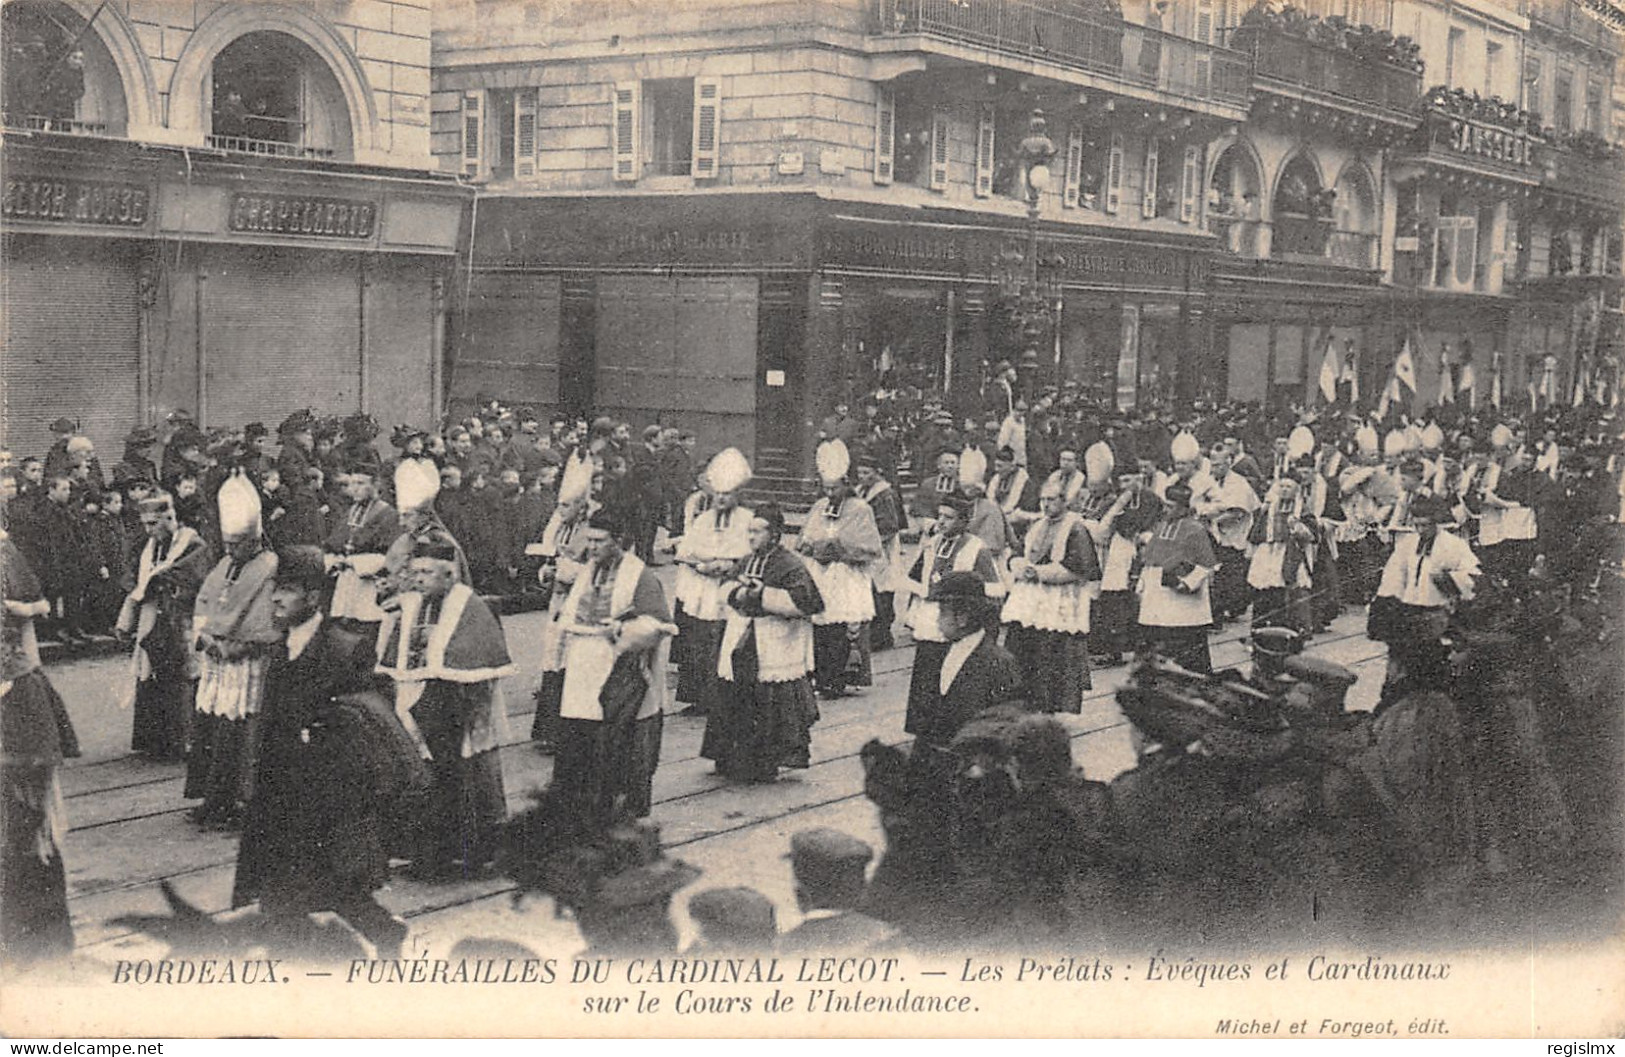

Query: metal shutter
<box><xmin>595</xmin><ymin>275</ymin><xmax>757</xmax><ymax>456</ymax></box>
<box><xmin>366</xmin><ymin>262</ymin><xmax>437</xmax><ymax>428</ymax></box>
<box><xmin>451</xmin><ymin>271</ymin><xmax>562</xmax><ymax>409</ymax></box>
<box><xmin>201</xmin><ymin>247</ymin><xmax>360</xmax><ymax>429</ymax></box>
<box><xmin>1</xmin><ymin>236</ymin><xmax>140</xmax><ymax>462</ymax></box>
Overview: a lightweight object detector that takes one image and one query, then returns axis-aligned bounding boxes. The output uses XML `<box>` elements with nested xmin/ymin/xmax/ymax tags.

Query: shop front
<box><xmin>460</xmin><ymin>192</ymin><xmax>1216</xmax><ymax>488</ymax></box>
<box><xmin>1</xmin><ymin>135</ymin><xmax>468</xmax><ymax>461</ymax></box>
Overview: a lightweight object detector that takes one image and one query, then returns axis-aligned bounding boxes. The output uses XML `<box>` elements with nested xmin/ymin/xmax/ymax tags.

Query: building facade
<box><xmin>2</xmin><ymin>0</ymin><xmax>470</xmax><ymax>461</ymax></box>
<box><xmin>427</xmin><ymin>0</ymin><xmax>1621</xmax><ymax>484</ymax></box>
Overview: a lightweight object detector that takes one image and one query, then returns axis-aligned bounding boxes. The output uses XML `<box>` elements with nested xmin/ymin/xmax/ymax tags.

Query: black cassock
<box><xmin>232</xmin><ymin>619</ymin><xmax>418</xmax><ymax>929</ymax></box>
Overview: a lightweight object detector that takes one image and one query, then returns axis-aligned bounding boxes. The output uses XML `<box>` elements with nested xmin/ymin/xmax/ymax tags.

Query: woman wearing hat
<box><xmin>705</xmin><ymin>502</ymin><xmax>824</xmax><ymax>782</ymax></box>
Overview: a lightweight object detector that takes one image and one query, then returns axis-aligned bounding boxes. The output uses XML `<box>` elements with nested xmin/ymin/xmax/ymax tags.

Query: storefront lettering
<box><xmin>228</xmin><ymin>194</ymin><xmax>377</xmax><ymax>238</ymax></box>
<box><xmin>1</xmin><ymin>177</ymin><xmax>149</xmax><ymax>226</ymax></box>
<box><xmin>605</xmin><ymin>228</ymin><xmax>758</xmax><ymax>257</ymax></box>
<box><xmin>820</xmin><ymin>230</ymin><xmax>963</xmax><ymax>264</ymax></box>
<box><xmin>821</xmin><ymin>222</ymin><xmax>1202</xmax><ymax>286</ymax></box>
<box><xmin>1446</xmin><ymin>119</ymin><xmax>1533</xmax><ymax>167</ymax></box>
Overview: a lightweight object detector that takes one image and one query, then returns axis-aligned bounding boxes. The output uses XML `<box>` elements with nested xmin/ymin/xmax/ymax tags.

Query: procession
<box><xmin>3</xmin><ymin>0</ymin><xmax>1625</xmax><ymax>1038</ymax></box>
<box><xmin>2</xmin><ymin>363</ymin><xmax>1621</xmax><ymax>967</ymax></box>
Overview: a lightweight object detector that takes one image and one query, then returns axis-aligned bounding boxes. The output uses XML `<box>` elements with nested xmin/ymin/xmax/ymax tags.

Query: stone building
<box><xmin>1</xmin><ymin>0</ymin><xmax>470</xmax><ymax>460</ymax></box>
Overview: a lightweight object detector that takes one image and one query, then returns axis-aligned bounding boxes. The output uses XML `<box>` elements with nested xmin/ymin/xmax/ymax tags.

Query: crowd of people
<box><xmin>1</xmin><ymin>361</ymin><xmax>1622</xmax><ymax>963</ymax></box>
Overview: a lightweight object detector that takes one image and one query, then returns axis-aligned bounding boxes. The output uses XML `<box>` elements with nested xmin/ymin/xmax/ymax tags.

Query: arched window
<box><xmin>2</xmin><ymin>0</ymin><xmax>128</xmax><ymax>135</ymax></box>
<box><xmin>1330</xmin><ymin>164</ymin><xmax>1378</xmax><ymax>268</ymax></box>
<box><xmin>1207</xmin><ymin>141</ymin><xmax>1263</xmax><ymax>255</ymax></box>
<box><xmin>208</xmin><ymin>31</ymin><xmax>353</xmax><ymax>159</ymax></box>
<box><xmin>1272</xmin><ymin>154</ymin><xmax>1331</xmax><ymax>258</ymax></box>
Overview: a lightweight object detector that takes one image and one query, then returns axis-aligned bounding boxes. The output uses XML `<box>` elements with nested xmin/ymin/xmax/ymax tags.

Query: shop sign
<box><xmin>2</xmin><ymin>177</ymin><xmax>149</xmax><ymax>227</ymax></box>
<box><xmin>820</xmin><ymin>221</ymin><xmax>1206</xmax><ymax>288</ymax></box>
<box><xmin>229</xmin><ymin>193</ymin><xmax>377</xmax><ymax>239</ymax></box>
<box><xmin>1445</xmin><ymin>119</ymin><xmax>1534</xmax><ymax>168</ymax></box>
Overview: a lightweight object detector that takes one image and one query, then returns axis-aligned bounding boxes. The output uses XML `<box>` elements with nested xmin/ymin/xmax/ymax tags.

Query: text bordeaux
<box><xmin>229</xmin><ymin>193</ymin><xmax>377</xmax><ymax>239</ymax></box>
<box><xmin>2</xmin><ymin>178</ymin><xmax>149</xmax><ymax>226</ymax></box>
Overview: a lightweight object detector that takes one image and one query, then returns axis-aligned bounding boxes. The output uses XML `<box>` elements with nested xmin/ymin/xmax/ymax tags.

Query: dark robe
<box><xmin>915</xmin><ymin>631</ymin><xmax>1022</xmax><ymax>748</ymax></box>
<box><xmin>124</xmin><ymin>528</ymin><xmax>213</xmax><ymax>759</ymax></box>
<box><xmin>702</xmin><ymin>545</ymin><xmax>824</xmax><ymax>782</ymax></box>
<box><xmin>232</xmin><ymin>618</ymin><xmax>395</xmax><ymax>914</ymax></box>
<box><xmin>1</xmin><ymin>538</ymin><xmax>80</xmax><ymax>964</ymax></box>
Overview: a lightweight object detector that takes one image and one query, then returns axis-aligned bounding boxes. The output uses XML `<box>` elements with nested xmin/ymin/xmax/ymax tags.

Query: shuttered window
<box><xmin>1180</xmin><ymin>144</ymin><xmax>1200</xmax><ymax>224</ymax></box>
<box><xmin>1062</xmin><ymin>123</ymin><xmax>1084</xmax><ymax>208</ymax></box>
<box><xmin>1142</xmin><ymin>138</ymin><xmax>1160</xmax><ymax>218</ymax></box>
<box><xmin>974</xmin><ymin>104</ymin><xmax>995</xmax><ymax>198</ymax></box>
<box><xmin>929</xmin><ymin>108</ymin><xmax>950</xmax><ymax>190</ymax></box>
<box><xmin>1105</xmin><ymin>132</ymin><xmax>1124</xmax><ymax>214</ymax></box>
<box><xmin>0</xmin><ymin>236</ymin><xmax>139</xmax><ymax>461</ymax></box>
<box><xmin>202</xmin><ymin>248</ymin><xmax>361</xmax><ymax>429</ymax></box>
<box><xmin>461</xmin><ymin>91</ymin><xmax>483</xmax><ymax>178</ymax></box>
<box><xmin>613</xmin><ymin>81</ymin><xmax>639</xmax><ymax>182</ymax></box>
<box><xmin>691</xmin><ymin>77</ymin><xmax>722</xmax><ymax>179</ymax></box>
<box><xmin>874</xmin><ymin>88</ymin><xmax>895</xmax><ymax>185</ymax></box>
<box><xmin>515</xmin><ymin>88</ymin><xmax>537</xmax><ymax>178</ymax></box>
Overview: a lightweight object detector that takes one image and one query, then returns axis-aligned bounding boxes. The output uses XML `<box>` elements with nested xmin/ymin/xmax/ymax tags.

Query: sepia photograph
<box><xmin>0</xmin><ymin>0</ymin><xmax>1622</xmax><ymax>1039</ymax></box>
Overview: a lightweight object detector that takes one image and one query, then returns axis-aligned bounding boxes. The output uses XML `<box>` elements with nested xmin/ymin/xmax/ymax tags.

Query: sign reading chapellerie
<box><xmin>2</xmin><ymin>177</ymin><xmax>150</xmax><ymax>227</ymax></box>
<box><xmin>229</xmin><ymin>193</ymin><xmax>377</xmax><ymax>238</ymax></box>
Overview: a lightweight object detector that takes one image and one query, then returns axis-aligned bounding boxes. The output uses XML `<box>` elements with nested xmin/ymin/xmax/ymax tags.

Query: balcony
<box><xmin>1523</xmin><ymin>0</ymin><xmax>1619</xmax><ymax>51</ymax></box>
<box><xmin>1398</xmin><ymin>107</ymin><xmax>1543</xmax><ymax>185</ymax></box>
<box><xmin>874</xmin><ymin>0</ymin><xmax>1251</xmax><ymax>110</ymax></box>
<box><xmin>204</xmin><ymin>134</ymin><xmax>337</xmax><ymax>160</ymax></box>
<box><xmin>4</xmin><ymin>115</ymin><xmax>109</xmax><ymax>136</ymax></box>
<box><xmin>1541</xmin><ymin>137</ymin><xmax>1625</xmax><ymax>208</ymax></box>
<box><xmin>1227</xmin><ymin>24</ymin><xmax>1421</xmax><ymax>116</ymax></box>
<box><xmin>1207</xmin><ymin>214</ymin><xmax>1265</xmax><ymax>258</ymax></box>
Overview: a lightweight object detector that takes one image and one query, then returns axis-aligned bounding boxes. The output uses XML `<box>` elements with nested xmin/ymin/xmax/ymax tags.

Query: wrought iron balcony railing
<box><xmin>875</xmin><ymin>0</ymin><xmax>1251</xmax><ymax>107</ymax></box>
<box><xmin>1227</xmin><ymin>24</ymin><xmax>1422</xmax><ymax>114</ymax></box>
<box><xmin>6</xmin><ymin>115</ymin><xmax>109</xmax><ymax>135</ymax></box>
<box><xmin>205</xmin><ymin>134</ymin><xmax>336</xmax><ymax>160</ymax></box>
<box><xmin>1522</xmin><ymin>0</ymin><xmax>1618</xmax><ymax>52</ymax></box>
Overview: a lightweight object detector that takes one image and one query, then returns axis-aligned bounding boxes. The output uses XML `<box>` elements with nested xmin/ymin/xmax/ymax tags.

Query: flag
<box><xmin>1491</xmin><ymin>369</ymin><xmax>1502</xmax><ymax>410</ymax></box>
<box><xmin>1438</xmin><ymin>361</ymin><xmax>1455</xmax><ymax>405</ymax></box>
<box><xmin>1393</xmin><ymin>338</ymin><xmax>1417</xmax><ymax>393</ymax></box>
<box><xmin>1318</xmin><ymin>336</ymin><xmax>1340</xmax><ymax>404</ymax></box>
<box><xmin>1529</xmin><ymin>380</ymin><xmax>1539</xmax><ymax>411</ymax></box>
<box><xmin>1341</xmin><ymin>344</ymin><xmax>1360</xmax><ymax>407</ymax></box>
<box><xmin>1376</xmin><ymin>375</ymin><xmax>1401</xmax><ymax>420</ymax></box>
<box><xmin>1459</xmin><ymin>361</ymin><xmax>1476</xmax><ymax>409</ymax></box>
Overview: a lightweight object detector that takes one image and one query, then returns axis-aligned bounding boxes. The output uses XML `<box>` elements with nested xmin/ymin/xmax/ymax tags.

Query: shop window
<box><xmin>611</xmin><ymin>77</ymin><xmax>722</xmax><ymax>182</ymax></box>
<box><xmin>210</xmin><ymin>31</ymin><xmax>351</xmax><ymax>159</ymax></box>
<box><xmin>2</xmin><ymin>1</ymin><xmax>126</xmax><ymax>135</ymax></box>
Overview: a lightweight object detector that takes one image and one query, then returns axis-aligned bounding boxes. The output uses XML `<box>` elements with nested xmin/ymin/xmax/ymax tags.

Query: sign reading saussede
<box><xmin>228</xmin><ymin>193</ymin><xmax>377</xmax><ymax>238</ymax></box>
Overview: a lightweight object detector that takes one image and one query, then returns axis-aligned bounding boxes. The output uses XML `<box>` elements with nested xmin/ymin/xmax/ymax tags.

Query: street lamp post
<box><xmin>1017</xmin><ymin>109</ymin><xmax>1058</xmax><ymax>399</ymax></box>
